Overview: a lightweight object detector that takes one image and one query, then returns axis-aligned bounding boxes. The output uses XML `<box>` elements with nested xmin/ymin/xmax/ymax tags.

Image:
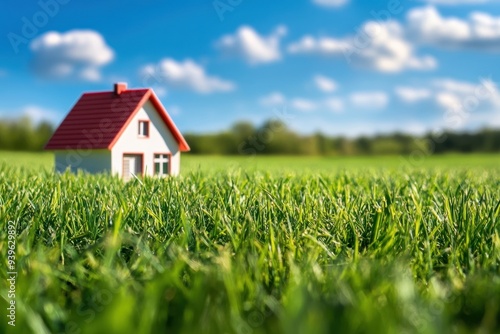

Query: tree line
<box><xmin>0</xmin><ymin>117</ymin><xmax>499</xmax><ymax>155</ymax></box>
<box><xmin>184</xmin><ymin>120</ymin><xmax>500</xmax><ymax>156</ymax></box>
<box><xmin>0</xmin><ymin>117</ymin><xmax>54</xmax><ymax>151</ymax></box>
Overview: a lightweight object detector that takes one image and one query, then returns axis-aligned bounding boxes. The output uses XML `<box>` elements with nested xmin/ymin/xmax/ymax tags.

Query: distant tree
<box><xmin>0</xmin><ymin>117</ymin><xmax>52</xmax><ymax>151</ymax></box>
<box><xmin>371</xmin><ymin>138</ymin><xmax>403</xmax><ymax>155</ymax></box>
<box><xmin>34</xmin><ymin>121</ymin><xmax>54</xmax><ymax>149</ymax></box>
<box><xmin>355</xmin><ymin>137</ymin><xmax>372</xmax><ymax>155</ymax></box>
<box><xmin>231</xmin><ymin>121</ymin><xmax>255</xmax><ymax>140</ymax></box>
<box><xmin>392</xmin><ymin>133</ymin><xmax>414</xmax><ymax>154</ymax></box>
<box><xmin>334</xmin><ymin>137</ymin><xmax>356</xmax><ymax>156</ymax></box>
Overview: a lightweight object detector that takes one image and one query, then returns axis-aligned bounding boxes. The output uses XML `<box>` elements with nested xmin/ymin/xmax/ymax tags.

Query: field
<box><xmin>1</xmin><ymin>152</ymin><xmax>499</xmax><ymax>333</ymax></box>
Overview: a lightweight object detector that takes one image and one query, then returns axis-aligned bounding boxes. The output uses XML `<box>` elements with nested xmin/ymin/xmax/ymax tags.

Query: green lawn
<box><xmin>0</xmin><ymin>151</ymin><xmax>499</xmax><ymax>334</ymax></box>
<box><xmin>182</xmin><ymin>153</ymin><xmax>500</xmax><ymax>173</ymax></box>
<box><xmin>1</xmin><ymin>151</ymin><xmax>499</xmax><ymax>174</ymax></box>
<box><xmin>0</xmin><ymin>151</ymin><xmax>54</xmax><ymax>171</ymax></box>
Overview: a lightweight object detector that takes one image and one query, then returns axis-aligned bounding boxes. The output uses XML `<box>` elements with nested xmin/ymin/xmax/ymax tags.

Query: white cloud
<box><xmin>288</xmin><ymin>117</ymin><xmax>432</xmax><ymax>137</ymax></box>
<box><xmin>432</xmin><ymin>78</ymin><xmax>500</xmax><ymax>109</ymax></box>
<box><xmin>22</xmin><ymin>105</ymin><xmax>60</xmax><ymax>124</ymax></box>
<box><xmin>259</xmin><ymin>92</ymin><xmax>286</xmax><ymax>107</ymax></box>
<box><xmin>259</xmin><ymin>92</ymin><xmax>344</xmax><ymax>112</ymax></box>
<box><xmin>30</xmin><ymin>30</ymin><xmax>114</xmax><ymax>81</ymax></box>
<box><xmin>167</xmin><ymin>105</ymin><xmax>181</xmax><ymax>116</ymax></box>
<box><xmin>433</xmin><ymin>79</ymin><xmax>477</xmax><ymax>95</ymax></box>
<box><xmin>407</xmin><ymin>6</ymin><xmax>500</xmax><ymax>51</ymax></box>
<box><xmin>435</xmin><ymin>91</ymin><xmax>463</xmax><ymax>110</ymax></box>
<box><xmin>291</xmin><ymin>98</ymin><xmax>318</xmax><ymax>112</ymax></box>
<box><xmin>289</xmin><ymin>7</ymin><xmax>500</xmax><ymax>73</ymax></box>
<box><xmin>314</xmin><ymin>75</ymin><xmax>338</xmax><ymax>93</ymax></box>
<box><xmin>79</xmin><ymin>67</ymin><xmax>101</xmax><ymax>82</ymax></box>
<box><xmin>419</xmin><ymin>0</ymin><xmax>492</xmax><ymax>4</ymax></box>
<box><xmin>395</xmin><ymin>87</ymin><xmax>432</xmax><ymax>103</ymax></box>
<box><xmin>152</xmin><ymin>86</ymin><xmax>168</xmax><ymax>97</ymax></box>
<box><xmin>140</xmin><ymin>58</ymin><xmax>235</xmax><ymax>94</ymax></box>
<box><xmin>288</xmin><ymin>21</ymin><xmax>437</xmax><ymax>72</ymax></box>
<box><xmin>392</xmin><ymin>78</ymin><xmax>500</xmax><ymax>130</ymax></box>
<box><xmin>312</xmin><ymin>0</ymin><xmax>349</xmax><ymax>8</ymax></box>
<box><xmin>288</xmin><ymin>35</ymin><xmax>349</xmax><ymax>55</ymax></box>
<box><xmin>350</xmin><ymin>91</ymin><xmax>389</xmax><ymax>109</ymax></box>
<box><xmin>215</xmin><ymin>25</ymin><xmax>287</xmax><ymax>65</ymax></box>
<box><xmin>324</xmin><ymin>97</ymin><xmax>344</xmax><ymax>113</ymax></box>
<box><xmin>431</xmin><ymin>78</ymin><xmax>500</xmax><ymax>129</ymax></box>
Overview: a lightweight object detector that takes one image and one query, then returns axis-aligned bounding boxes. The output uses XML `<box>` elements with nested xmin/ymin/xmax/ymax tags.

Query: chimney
<box><xmin>114</xmin><ymin>82</ymin><xmax>127</xmax><ymax>95</ymax></box>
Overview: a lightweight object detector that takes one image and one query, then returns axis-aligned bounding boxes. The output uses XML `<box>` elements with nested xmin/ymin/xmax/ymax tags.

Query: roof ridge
<box><xmin>82</xmin><ymin>88</ymin><xmax>151</xmax><ymax>95</ymax></box>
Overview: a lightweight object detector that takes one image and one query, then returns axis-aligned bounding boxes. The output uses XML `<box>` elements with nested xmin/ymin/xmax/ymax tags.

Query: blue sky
<box><xmin>1</xmin><ymin>0</ymin><xmax>500</xmax><ymax>136</ymax></box>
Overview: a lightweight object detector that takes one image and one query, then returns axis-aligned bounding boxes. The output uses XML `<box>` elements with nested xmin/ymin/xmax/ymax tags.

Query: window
<box><xmin>154</xmin><ymin>154</ymin><xmax>169</xmax><ymax>176</ymax></box>
<box><xmin>138</xmin><ymin>120</ymin><xmax>149</xmax><ymax>137</ymax></box>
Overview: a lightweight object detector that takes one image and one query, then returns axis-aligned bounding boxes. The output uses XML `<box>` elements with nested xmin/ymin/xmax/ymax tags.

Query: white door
<box><xmin>123</xmin><ymin>154</ymin><xmax>142</xmax><ymax>181</ymax></box>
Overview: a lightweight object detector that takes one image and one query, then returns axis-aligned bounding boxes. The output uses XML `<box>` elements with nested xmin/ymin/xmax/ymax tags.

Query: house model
<box><xmin>45</xmin><ymin>83</ymin><xmax>190</xmax><ymax>180</ymax></box>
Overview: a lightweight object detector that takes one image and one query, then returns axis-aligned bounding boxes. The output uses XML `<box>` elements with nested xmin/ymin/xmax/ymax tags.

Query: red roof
<box><xmin>45</xmin><ymin>87</ymin><xmax>190</xmax><ymax>152</ymax></box>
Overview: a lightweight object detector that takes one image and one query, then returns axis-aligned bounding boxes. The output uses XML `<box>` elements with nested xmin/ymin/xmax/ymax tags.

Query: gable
<box><xmin>112</xmin><ymin>100</ymin><xmax>180</xmax><ymax>154</ymax></box>
<box><xmin>108</xmin><ymin>91</ymin><xmax>189</xmax><ymax>151</ymax></box>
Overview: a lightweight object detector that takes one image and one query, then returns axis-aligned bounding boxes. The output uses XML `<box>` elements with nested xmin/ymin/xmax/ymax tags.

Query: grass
<box><xmin>182</xmin><ymin>153</ymin><xmax>500</xmax><ymax>173</ymax></box>
<box><xmin>1</xmin><ymin>150</ymin><xmax>500</xmax><ymax>173</ymax></box>
<box><xmin>0</xmin><ymin>151</ymin><xmax>53</xmax><ymax>171</ymax></box>
<box><xmin>0</xmin><ymin>151</ymin><xmax>499</xmax><ymax>333</ymax></box>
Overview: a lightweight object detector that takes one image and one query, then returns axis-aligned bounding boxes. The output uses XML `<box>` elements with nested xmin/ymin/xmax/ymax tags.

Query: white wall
<box><xmin>55</xmin><ymin>150</ymin><xmax>111</xmax><ymax>174</ymax></box>
<box><xmin>111</xmin><ymin>100</ymin><xmax>181</xmax><ymax>177</ymax></box>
